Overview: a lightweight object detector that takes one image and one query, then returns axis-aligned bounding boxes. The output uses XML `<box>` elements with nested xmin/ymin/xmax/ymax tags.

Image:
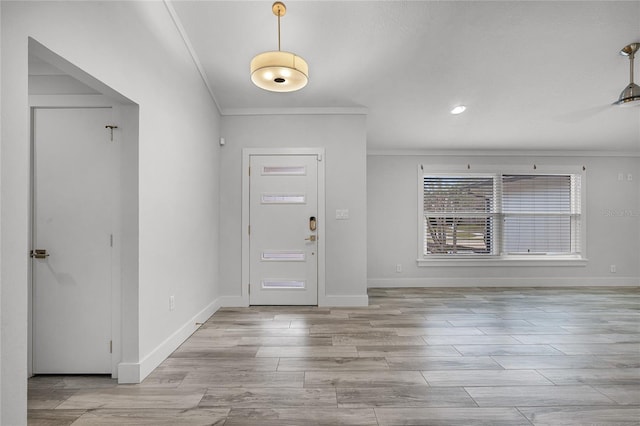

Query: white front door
<box><xmin>249</xmin><ymin>154</ymin><xmax>319</xmax><ymax>305</ymax></box>
<box><xmin>32</xmin><ymin>107</ymin><xmax>114</xmax><ymax>374</ymax></box>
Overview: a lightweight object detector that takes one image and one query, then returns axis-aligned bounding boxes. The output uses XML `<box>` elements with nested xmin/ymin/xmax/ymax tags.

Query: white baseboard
<box><xmin>117</xmin><ymin>296</ymin><xmax>223</xmax><ymax>384</ymax></box>
<box><xmin>320</xmin><ymin>294</ymin><xmax>369</xmax><ymax>307</ymax></box>
<box><xmin>367</xmin><ymin>277</ymin><xmax>640</xmax><ymax>288</ymax></box>
<box><xmin>117</xmin><ymin>363</ymin><xmax>140</xmax><ymax>384</ymax></box>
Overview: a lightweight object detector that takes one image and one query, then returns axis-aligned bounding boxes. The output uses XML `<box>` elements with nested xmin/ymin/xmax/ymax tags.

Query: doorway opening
<box><xmin>28</xmin><ymin>38</ymin><xmax>139</xmax><ymax>380</ymax></box>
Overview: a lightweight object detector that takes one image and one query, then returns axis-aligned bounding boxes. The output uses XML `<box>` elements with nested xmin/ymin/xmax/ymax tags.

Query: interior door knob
<box><xmin>305</xmin><ymin>235</ymin><xmax>317</xmax><ymax>242</ymax></box>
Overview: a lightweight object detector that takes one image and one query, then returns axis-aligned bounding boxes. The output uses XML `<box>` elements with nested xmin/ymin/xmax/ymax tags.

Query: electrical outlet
<box><xmin>618</xmin><ymin>173</ymin><xmax>624</xmax><ymax>181</ymax></box>
<box><xmin>627</xmin><ymin>173</ymin><xmax>633</xmax><ymax>181</ymax></box>
<box><xmin>396</xmin><ymin>264</ymin><xmax>402</xmax><ymax>273</ymax></box>
<box><xmin>610</xmin><ymin>265</ymin><xmax>617</xmax><ymax>274</ymax></box>
<box><xmin>169</xmin><ymin>295</ymin><xmax>175</xmax><ymax>311</ymax></box>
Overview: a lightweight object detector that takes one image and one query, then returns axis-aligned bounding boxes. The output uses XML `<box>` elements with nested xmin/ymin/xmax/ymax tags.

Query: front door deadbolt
<box><xmin>30</xmin><ymin>249</ymin><xmax>50</xmax><ymax>259</ymax></box>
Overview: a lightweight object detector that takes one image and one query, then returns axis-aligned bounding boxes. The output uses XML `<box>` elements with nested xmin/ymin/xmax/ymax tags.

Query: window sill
<box><xmin>416</xmin><ymin>256</ymin><xmax>588</xmax><ymax>267</ymax></box>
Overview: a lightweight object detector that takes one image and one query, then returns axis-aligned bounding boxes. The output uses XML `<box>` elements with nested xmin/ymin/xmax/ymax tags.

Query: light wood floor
<box><xmin>29</xmin><ymin>287</ymin><xmax>639</xmax><ymax>425</ymax></box>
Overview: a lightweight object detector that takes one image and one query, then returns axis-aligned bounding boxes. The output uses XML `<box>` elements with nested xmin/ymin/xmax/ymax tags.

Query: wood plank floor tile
<box><xmin>180</xmin><ymin>371</ymin><xmax>304</xmax><ymax>388</ymax></box>
<box><xmin>538</xmin><ymin>368</ymin><xmax>640</xmax><ymax>385</ymax></box>
<box><xmin>374</xmin><ymin>407</ymin><xmax>532</xmax><ymax>426</ymax></box>
<box><xmin>56</xmin><ymin>387</ymin><xmax>207</xmax><ymax>409</ymax></box>
<box><xmin>551</xmin><ymin>343</ymin><xmax>640</xmax><ymax>355</ymax></box>
<box><xmin>333</xmin><ymin>335</ymin><xmax>427</xmax><ymax>346</ymax></box>
<box><xmin>238</xmin><ymin>336</ymin><xmax>332</xmax><ymax>346</ymax></box>
<box><xmin>512</xmin><ymin>334</ymin><xmax>619</xmax><ymax>344</ymax></box>
<box><xmin>170</xmin><ymin>346</ymin><xmax>259</xmax><ymax>358</ymax></box>
<box><xmin>256</xmin><ymin>345</ymin><xmax>357</xmax><ymax>358</ymax></box>
<box><xmin>27</xmin><ymin>389</ymin><xmax>78</xmax><ymax>409</ymax></box>
<box><xmin>478</xmin><ymin>326</ymin><xmax>570</xmax><ymax>335</ymax></box>
<box><xmin>136</xmin><ymin>371</ymin><xmax>187</xmax><ymax>388</ymax></box>
<box><xmin>386</xmin><ymin>356</ymin><xmax>502</xmax><ymax>371</ymax></box>
<box><xmin>309</xmin><ymin>325</ymin><xmax>398</xmax><ymax>335</ymax></box>
<box><xmin>423</xmin><ymin>369</ymin><xmax>553</xmax><ymax>386</ymax></box>
<box><xmin>224</xmin><ymin>408</ymin><xmax>378</xmax><ymax>426</ymax></box>
<box><xmin>391</xmin><ymin>327</ymin><xmax>485</xmax><ymax>336</ymax></box>
<box><xmin>277</xmin><ymin>357</ymin><xmax>390</xmax><ymax>371</ymax></box>
<box><xmin>305</xmin><ymin>371</ymin><xmax>427</xmax><ymax>388</ymax></box>
<box><xmin>27</xmin><ymin>409</ymin><xmax>86</xmax><ymax>426</ymax></box>
<box><xmin>492</xmin><ymin>354</ymin><xmax>618</xmax><ymax>370</ymax></box>
<box><xmin>454</xmin><ymin>344</ymin><xmax>564</xmax><ymax>356</ymax></box>
<box><xmin>447</xmin><ymin>319</ymin><xmax>533</xmax><ymax>327</ymax></box>
<box><xmin>28</xmin><ymin>375</ymin><xmax>116</xmax><ymax>390</ymax></box>
<box><xmin>357</xmin><ymin>345</ymin><xmax>461</xmax><ymax>357</ymax></box>
<box><xmin>200</xmin><ymin>320</ymin><xmax>292</xmax><ymax>329</ymax></box>
<box><xmin>160</xmin><ymin>357</ymin><xmax>280</xmax><ymax>371</ymax></box>
<box><xmin>199</xmin><ymin>387</ymin><xmax>337</xmax><ymax>408</ymax></box>
<box><xmin>71</xmin><ymin>408</ymin><xmax>229</xmax><ymax>425</ymax></box>
<box><xmin>595</xmin><ymin>354</ymin><xmax>640</xmax><ymax>368</ymax></box>
<box><xmin>337</xmin><ymin>385</ymin><xmax>476</xmax><ymax>408</ymax></box>
<box><xmin>465</xmin><ymin>385</ymin><xmax>616</xmax><ymax>407</ymax></box>
<box><xmin>518</xmin><ymin>406</ymin><xmax>640</xmax><ymax>425</ymax></box>
<box><xmin>424</xmin><ymin>335</ymin><xmax>521</xmax><ymax>345</ymax></box>
<box><xmin>593</xmin><ymin>385</ymin><xmax>640</xmax><ymax>405</ymax></box>
<box><xmin>196</xmin><ymin>327</ymin><xmax>310</xmax><ymax>337</ymax></box>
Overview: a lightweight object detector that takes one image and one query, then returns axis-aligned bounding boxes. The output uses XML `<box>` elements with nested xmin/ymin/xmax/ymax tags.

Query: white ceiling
<box><xmin>171</xmin><ymin>0</ymin><xmax>640</xmax><ymax>152</ymax></box>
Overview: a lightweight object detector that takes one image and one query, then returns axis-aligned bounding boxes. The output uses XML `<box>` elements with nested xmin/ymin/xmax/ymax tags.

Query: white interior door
<box><xmin>249</xmin><ymin>155</ymin><xmax>319</xmax><ymax>305</ymax></box>
<box><xmin>32</xmin><ymin>107</ymin><xmax>114</xmax><ymax>374</ymax></box>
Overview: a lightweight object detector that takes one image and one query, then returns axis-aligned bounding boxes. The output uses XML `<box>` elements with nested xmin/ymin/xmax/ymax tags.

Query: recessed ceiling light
<box><xmin>451</xmin><ymin>105</ymin><xmax>466</xmax><ymax>115</ymax></box>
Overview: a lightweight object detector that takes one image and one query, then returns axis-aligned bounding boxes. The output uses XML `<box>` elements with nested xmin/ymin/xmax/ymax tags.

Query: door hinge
<box><xmin>248</xmin><ymin>283</ymin><xmax>250</xmax><ymax>295</ymax></box>
<box><xmin>110</xmin><ymin>234</ymin><xmax>113</xmax><ymax>247</ymax></box>
<box><xmin>248</xmin><ymin>225</ymin><xmax>251</xmax><ymax>235</ymax></box>
<box><xmin>109</xmin><ymin>340</ymin><xmax>113</xmax><ymax>353</ymax></box>
<box><xmin>249</xmin><ymin>166</ymin><xmax>251</xmax><ymax>176</ymax></box>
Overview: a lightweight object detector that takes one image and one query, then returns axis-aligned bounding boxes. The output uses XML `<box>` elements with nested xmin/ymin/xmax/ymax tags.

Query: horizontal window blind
<box><xmin>502</xmin><ymin>174</ymin><xmax>580</xmax><ymax>255</ymax></box>
<box><xmin>423</xmin><ymin>176</ymin><xmax>495</xmax><ymax>255</ymax></box>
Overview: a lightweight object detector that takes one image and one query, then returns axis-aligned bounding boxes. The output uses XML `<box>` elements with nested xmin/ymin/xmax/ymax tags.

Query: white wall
<box><xmin>220</xmin><ymin>114</ymin><xmax>368</xmax><ymax>305</ymax></box>
<box><xmin>368</xmin><ymin>154</ymin><xmax>640</xmax><ymax>287</ymax></box>
<box><xmin>1</xmin><ymin>1</ymin><xmax>221</xmax><ymax>423</ymax></box>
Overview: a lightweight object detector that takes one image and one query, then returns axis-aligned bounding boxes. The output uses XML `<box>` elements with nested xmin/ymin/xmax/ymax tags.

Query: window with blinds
<box><xmin>422</xmin><ymin>172</ymin><xmax>582</xmax><ymax>258</ymax></box>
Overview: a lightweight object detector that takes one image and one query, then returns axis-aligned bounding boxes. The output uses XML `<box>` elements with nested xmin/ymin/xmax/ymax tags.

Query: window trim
<box><xmin>417</xmin><ymin>164</ymin><xmax>587</xmax><ymax>267</ymax></box>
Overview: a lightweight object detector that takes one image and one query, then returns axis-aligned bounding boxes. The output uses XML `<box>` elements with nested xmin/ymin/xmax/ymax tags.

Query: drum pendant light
<box><xmin>250</xmin><ymin>2</ymin><xmax>309</xmax><ymax>92</ymax></box>
<box><xmin>613</xmin><ymin>43</ymin><xmax>640</xmax><ymax>107</ymax></box>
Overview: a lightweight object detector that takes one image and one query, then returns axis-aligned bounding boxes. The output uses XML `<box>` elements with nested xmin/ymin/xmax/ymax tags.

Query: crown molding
<box><xmin>367</xmin><ymin>149</ymin><xmax>640</xmax><ymax>157</ymax></box>
<box><xmin>163</xmin><ymin>0</ymin><xmax>222</xmax><ymax>115</ymax></box>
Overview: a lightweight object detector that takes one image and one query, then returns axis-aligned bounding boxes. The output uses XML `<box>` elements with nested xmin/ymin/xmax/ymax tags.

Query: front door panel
<box><xmin>249</xmin><ymin>155</ymin><xmax>318</xmax><ymax>305</ymax></box>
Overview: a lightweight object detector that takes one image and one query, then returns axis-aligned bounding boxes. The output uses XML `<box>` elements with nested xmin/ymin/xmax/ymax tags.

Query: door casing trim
<box><xmin>242</xmin><ymin>148</ymin><xmax>326</xmax><ymax>306</ymax></box>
